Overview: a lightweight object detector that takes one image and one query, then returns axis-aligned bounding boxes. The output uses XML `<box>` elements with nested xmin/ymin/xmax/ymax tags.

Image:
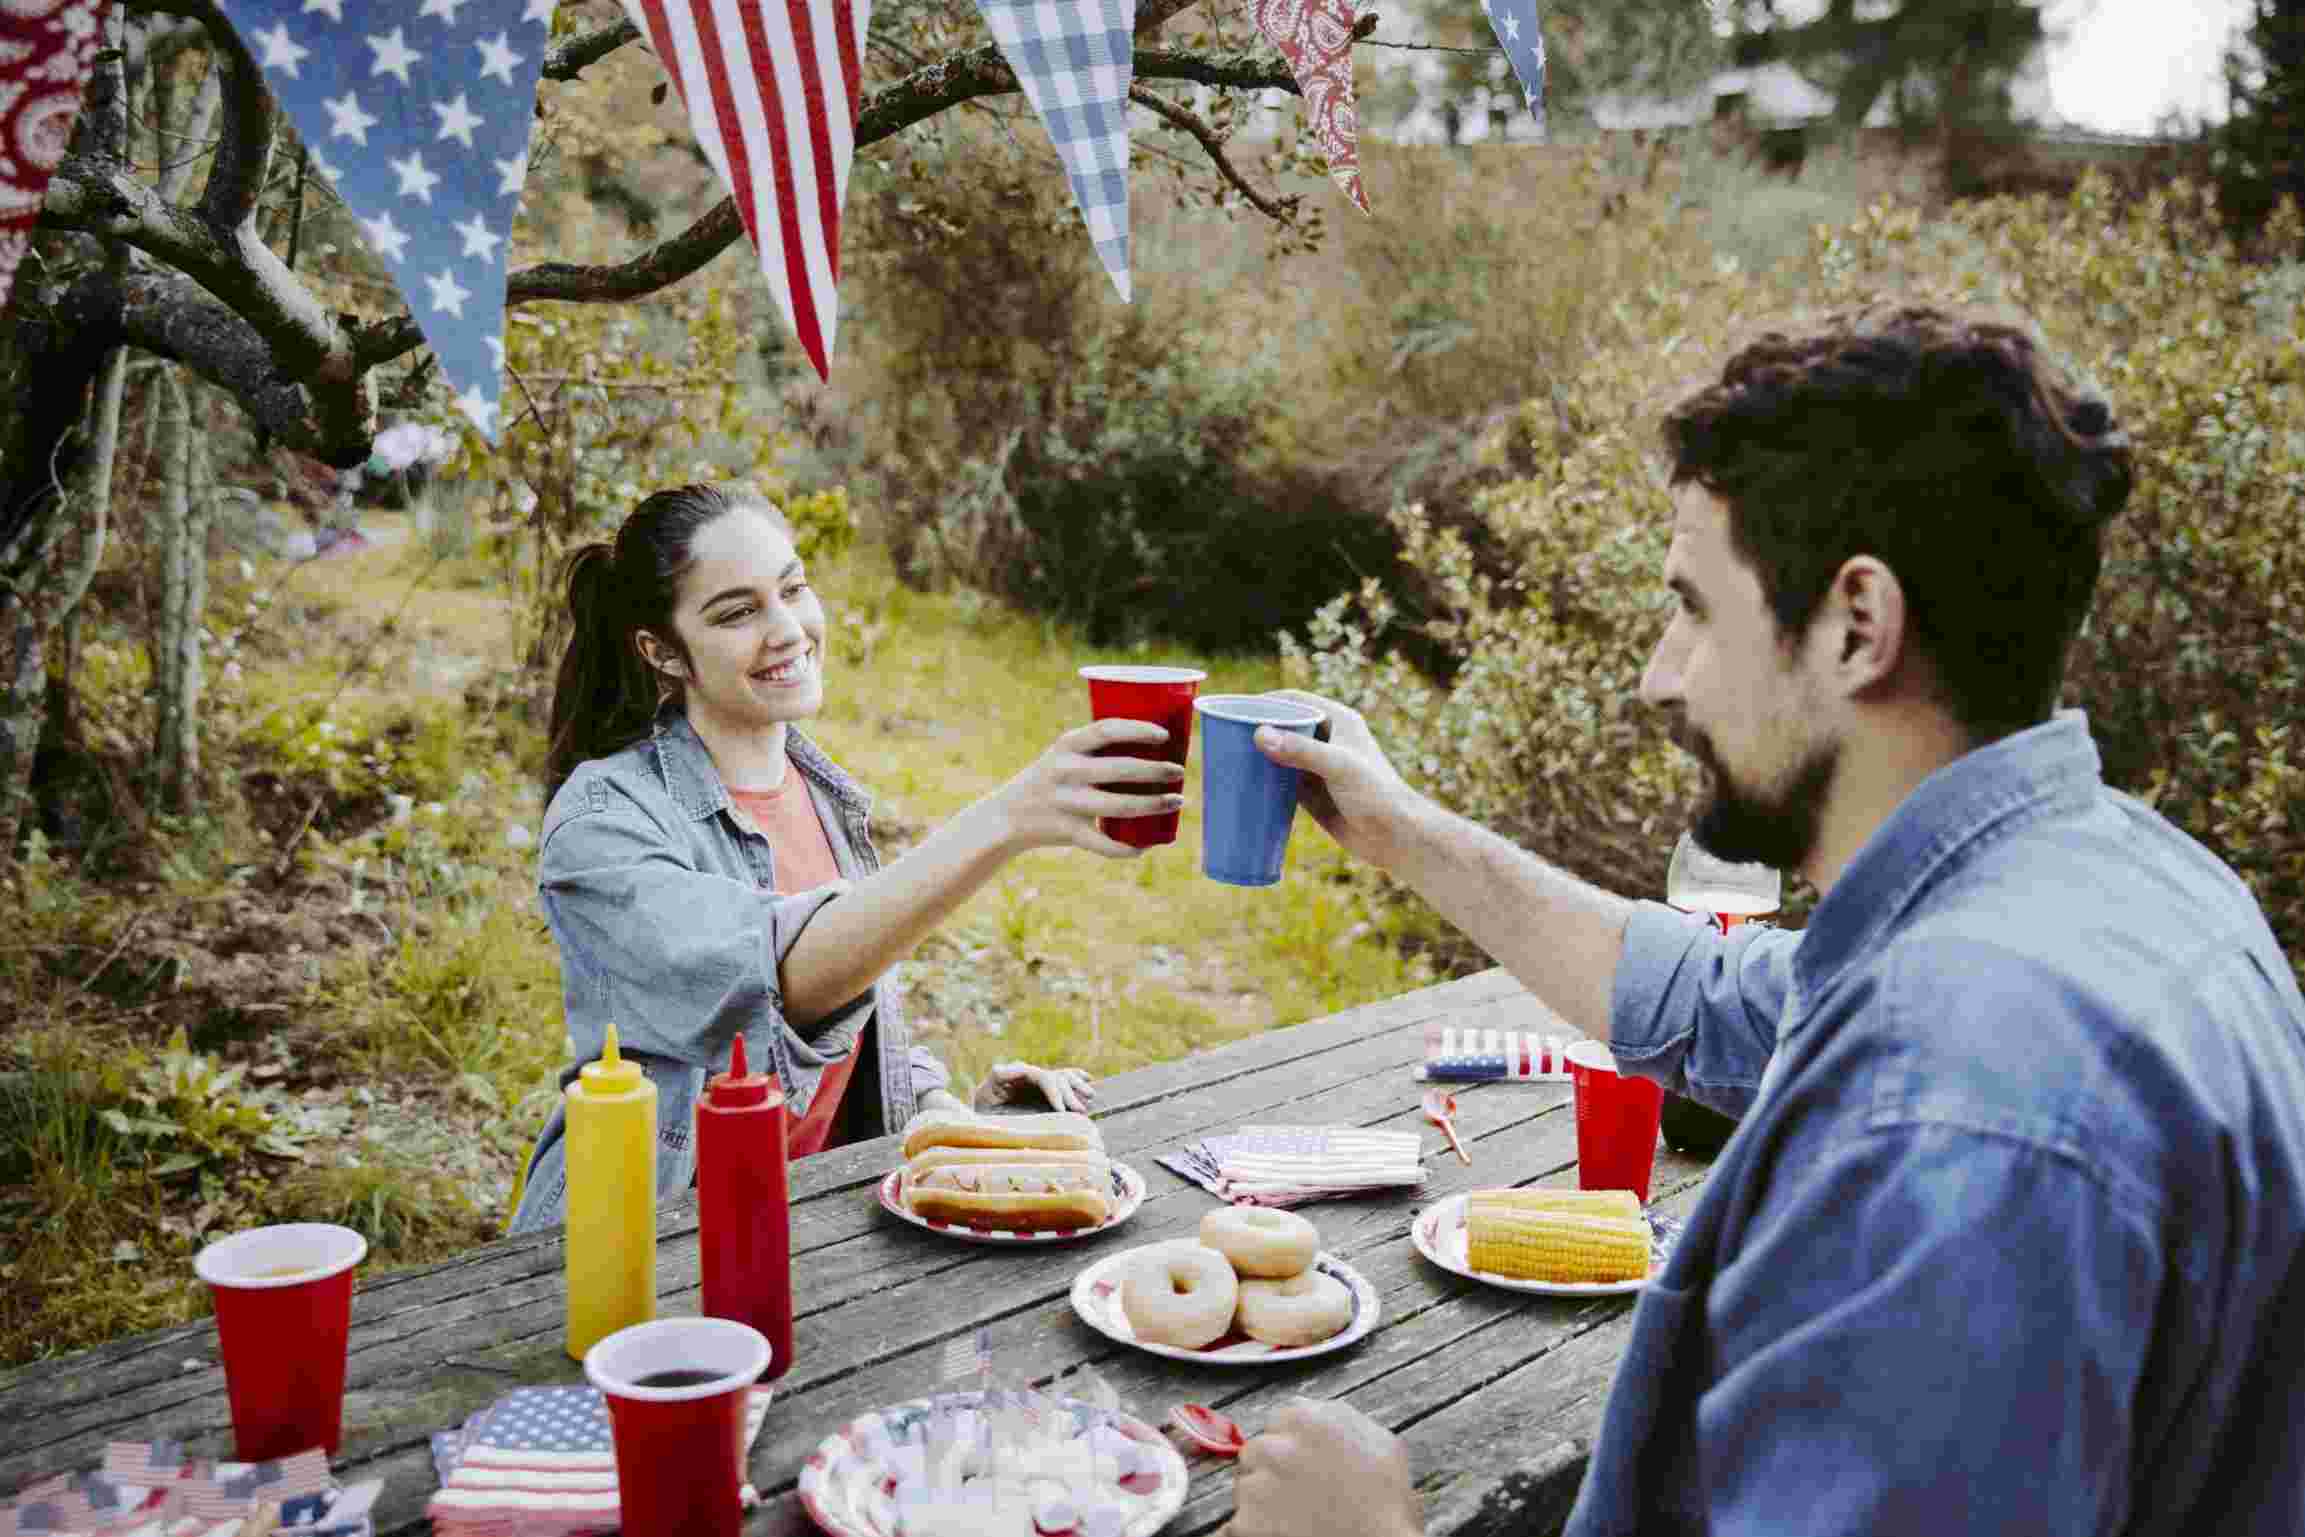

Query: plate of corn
<box><xmin>1412</xmin><ymin>1188</ymin><xmax>1668</xmax><ymax>1296</ymax></box>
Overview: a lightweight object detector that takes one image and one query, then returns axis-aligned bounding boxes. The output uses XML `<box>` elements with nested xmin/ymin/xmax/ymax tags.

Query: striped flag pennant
<box><xmin>621</xmin><ymin>0</ymin><xmax>866</xmax><ymax>381</ymax></box>
<box><xmin>213</xmin><ymin>0</ymin><xmax>554</xmax><ymax>440</ymax></box>
<box><xmin>1249</xmin><ymin>0</ymin><xmax>1367</xmax><ymax>211</ymax></box>
<box><xmin>972</xmin><ymin>0</ymin><xmax>1134</xmax><ymax>301</ymax></box>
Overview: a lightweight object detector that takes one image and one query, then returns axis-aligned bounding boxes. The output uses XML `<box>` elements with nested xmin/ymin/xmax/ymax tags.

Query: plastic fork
<box><xmin>1169</xmin><ymin>1402</ymin><xmax>1246</xmax><ymax>1457</ymax></box>
<box><xmin>1422</xmin><ymin>1086</ymin><xmax>1470</xmax><ymax>1165</ymax></box>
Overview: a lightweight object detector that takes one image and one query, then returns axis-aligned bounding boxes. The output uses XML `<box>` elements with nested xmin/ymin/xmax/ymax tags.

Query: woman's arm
<box><xmin>779</xmin><ymin>717</ymin><xmax>1182</xmax><ymax>1026</ymax></box>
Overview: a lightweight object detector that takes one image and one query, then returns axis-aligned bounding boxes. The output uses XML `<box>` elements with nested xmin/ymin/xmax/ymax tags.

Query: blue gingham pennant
<box><xmin>971</xmin><ymin>0</ymin><xmax>1134</xmax><ymax>300</ymax></box>
<box><xmin>216</xmin><ymin>0</ymin><xmax>556</xmax><ymax>439</ymax></box>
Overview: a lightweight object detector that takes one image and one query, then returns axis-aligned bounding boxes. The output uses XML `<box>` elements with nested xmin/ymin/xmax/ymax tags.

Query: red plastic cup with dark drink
<box><xmin>585</xmin><ymin>1317</ymin><xmax>770</xmax><ymax>1537</ymax></box>
<box><xmin>1080</xmin><ymin>665</ymin><xmax>1206</xmax><ymax>848</ymax></box>
<box><xmin>193</xmin><ymin>1223</ymin><xmax>368</xmax><ymax>1461</ymax></box>
<box><xmin>1566</xmin><ymin>1039</ymin><xmax>1665</xmax><ymax>1203</ymax></box>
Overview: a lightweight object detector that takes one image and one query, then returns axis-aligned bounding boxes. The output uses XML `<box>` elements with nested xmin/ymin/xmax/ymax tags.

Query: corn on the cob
<box><xmin>1465</xmin><ymin>1208</ymin><xmax>1651</xmax><ymax>1283</ymax></box>
<box><xmin>1466</xmin><ymin>1187</ymin><xmax>1643</xmax><ymax>1222</ymax></box>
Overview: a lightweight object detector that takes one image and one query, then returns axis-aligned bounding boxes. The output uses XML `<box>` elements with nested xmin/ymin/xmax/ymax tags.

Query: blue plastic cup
<box><xmin>1194</xmin><ymin>694</ymin><xmax>1325</xmax><ymax>887</ymax></box>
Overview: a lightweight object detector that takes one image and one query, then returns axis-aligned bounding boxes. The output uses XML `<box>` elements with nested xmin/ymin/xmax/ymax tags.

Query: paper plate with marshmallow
<box><xmin>797</xmin><ymin>1391</ymin><xmax>1187</xmax><ymax>1537</ymax></box>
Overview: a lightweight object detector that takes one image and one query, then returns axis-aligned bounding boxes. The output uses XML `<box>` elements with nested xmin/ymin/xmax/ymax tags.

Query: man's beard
<box><xmin>1683</xmin><ymin>726</ymin><xmax>1838</xmax><ymax>874</ymax></box>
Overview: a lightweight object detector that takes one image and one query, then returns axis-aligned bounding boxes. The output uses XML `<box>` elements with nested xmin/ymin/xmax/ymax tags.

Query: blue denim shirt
<box><xmin>507</xmin><ymin>708</ymin><xmax>949</xmax><ymax>1235</ymax></box>
<box><xmin>1570</xmin><ymin>712</ymin><xmax>2305</xmax><ymax>1536</ymax></box>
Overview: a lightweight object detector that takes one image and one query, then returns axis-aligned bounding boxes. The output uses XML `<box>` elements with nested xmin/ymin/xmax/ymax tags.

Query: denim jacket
<box><xmin>1571</xmin><ymin>712</ymin><xmax>2305</xmax><ymax>1536</ymax></box>
<box><xmin>507</xmin><ymin>708</ymin><xmax>949</xmax><ymax>1235</ymax></box>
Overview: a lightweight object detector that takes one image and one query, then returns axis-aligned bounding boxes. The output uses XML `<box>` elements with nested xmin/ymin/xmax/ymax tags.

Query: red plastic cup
<box><xmin>1567</xmin><ymin>1038</ymin><xmax>1665</xmax><ymax>1203</ymax></box>
<box><xmin>193</xmin><ymin>1223</ymin><xmax>367</xmax><ymax>1461</ymax></box>
<box><xmin>585</xmin><ymin>1317</ymin><xmax>770</xmax><ymax>1537</ymax></box>
<box><xmin>1080</xmin><ymin>665</ymin><xmax>1206</xmax><ymax>848</ymax></box>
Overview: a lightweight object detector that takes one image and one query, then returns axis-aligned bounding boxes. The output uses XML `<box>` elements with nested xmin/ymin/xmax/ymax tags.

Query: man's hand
<box><xmin>1252</xmin><ymin>691</ymin><xmax>1428</xmax><ymax>872</ymax></box>
<box><xmin>1225</xmin><ymin>1398</ymin><xmax>1422</xmax><ymax>1537</ymax></box>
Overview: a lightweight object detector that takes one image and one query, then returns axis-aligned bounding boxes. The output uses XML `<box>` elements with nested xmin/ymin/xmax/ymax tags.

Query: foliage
<box><xmin>1362</xmin><ymin>0</ymin><xmax>1721</xmax><ymax>142</ymax></box>
<box><xmin>1289</xmin><ymin>162</ymin><xmax>2305</xmax><ymax>981</ymax></box>
<box><xmin>96</xmin><ymin>1028</ymin><xmax>310</xmax><ymax>1176</ymax></box>
<box><xmin>2216</xmin><ymin>0</ymin><xmax>2305</xmax><ymax>244</ymax></box>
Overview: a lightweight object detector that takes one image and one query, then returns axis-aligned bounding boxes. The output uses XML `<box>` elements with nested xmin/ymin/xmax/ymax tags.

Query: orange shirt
<box><xmin>729</xmin><ymin>773</ymin><xmax>855</xmax><ymax>1158</ymax></box>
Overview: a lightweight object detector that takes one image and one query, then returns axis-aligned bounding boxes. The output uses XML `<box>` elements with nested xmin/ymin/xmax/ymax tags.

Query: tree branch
<box><xmin>128</xmin><ymin>0</ymin><xmax>272</xmax><ymax>228</ymax></box>
<box><xmin>354</xmin><ymin>40</ymin><xmax>1302</xmax><ymax>370</ymax></box>
<box><xmin>543</xmin><ymin>18</ymin><xmax>642</xmax><ymax>82</ymax></box>
<box><xmin>1129</xmin><ymin>85</ymin><xmax>1297</xmax><ymax>222</ymax></box>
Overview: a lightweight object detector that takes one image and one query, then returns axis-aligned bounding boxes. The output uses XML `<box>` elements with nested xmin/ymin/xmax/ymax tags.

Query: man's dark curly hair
<box><xmin>1662</xmin><ymin>305</ymin><xmax>2135</xmax><ymax>742</ymax></box>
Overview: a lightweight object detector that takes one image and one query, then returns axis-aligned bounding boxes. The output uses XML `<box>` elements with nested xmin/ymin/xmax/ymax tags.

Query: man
<box><xmin>1228</xmin><ymin>306</ymin><xmax>2305</xmax><ymax>1536</ymax></box>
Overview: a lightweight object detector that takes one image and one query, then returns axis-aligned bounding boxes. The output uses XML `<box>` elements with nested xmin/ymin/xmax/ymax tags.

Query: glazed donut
<box><xmin>1198</xmin><ymin>1206</ymin><xmax>1319</xmax><ymax>1279</ymax></box>
<box><xmin>1120</xmin><ymin>1241</ymin><xmax>1239</xmax><ymax>1349</ymax></box>
<box><xmin>1235</xmin><ymin>1268</ymin><xmax>1354</xmax><ymax>1348</ymax></box>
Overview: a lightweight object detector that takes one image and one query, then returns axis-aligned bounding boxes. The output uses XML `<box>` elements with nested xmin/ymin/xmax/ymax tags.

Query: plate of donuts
<box><xmin>1067</xmin><ymin>1207</ymin><xmax>1381</xmax><ymax>1364</ymax></box>
<box><xmin>884</xmin><ymin>1105</ymin><xmax>1148</xmax><ymax>1244</ymax></box>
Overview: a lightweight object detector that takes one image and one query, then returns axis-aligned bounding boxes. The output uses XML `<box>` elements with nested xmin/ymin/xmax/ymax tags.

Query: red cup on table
<box><xmin>193</xmin><ymin>1222</ymin><xmax>367</xmax><ymax>1461</ymax></box>
<box><xmin>584</xmin><ymin>1316</ymin><xmax>771</xmax><ymax>1537</ymax></box>
<box><xmin>1566</xmin><ymin>1038</ymin><xmax>1665</xmax><ymax>1204</ymax></box>
<box><xmin>1080</xmin><ymin>665</ymin><xmax>1206</xmax><ymax>848</ymax></box>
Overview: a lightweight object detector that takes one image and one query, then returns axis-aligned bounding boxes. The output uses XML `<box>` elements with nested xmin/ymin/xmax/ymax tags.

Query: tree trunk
<box><xmin>150</xmin><ymin>369</ymin><xmax>210</xmax><ymax>815</ymax></box>
<box><xmin>0</xmin><ymin>341</ymin><xmax>123</xmax><ymax>866</ymax></box>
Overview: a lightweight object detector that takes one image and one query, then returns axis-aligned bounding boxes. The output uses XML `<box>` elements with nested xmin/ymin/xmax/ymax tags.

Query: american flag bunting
<box><xmin>215</xmin><ymin>0</ymin><xmax>554</xmax><ymax>439</ymax></box>
<box><xmin>972</xmin><ymin>0</ymin><xmax>1134</xmax><ymax>300</ymax></box>
<box><xmin>619</xmin><ymin>0</ymin><xmax>867</xmax><ymax>380</ymax></box>
<box><xmin>1478</xmin><ymin>0</ymin><xmax>1545</xmax><ymax>127</ymax></box>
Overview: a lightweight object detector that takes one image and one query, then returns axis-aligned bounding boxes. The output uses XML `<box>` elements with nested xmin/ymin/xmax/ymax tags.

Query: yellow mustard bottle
<box><xmin>564</xmin><ymin>1022</ymin><xmax>657</xmax><ymax>1360</ymax></box>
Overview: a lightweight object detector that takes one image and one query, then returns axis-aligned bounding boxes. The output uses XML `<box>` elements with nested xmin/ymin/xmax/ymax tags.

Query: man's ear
<box><xmin>1817</xmin><ymin>555</ymin><xmax>1909</xmax><ymax>697</ymax></box>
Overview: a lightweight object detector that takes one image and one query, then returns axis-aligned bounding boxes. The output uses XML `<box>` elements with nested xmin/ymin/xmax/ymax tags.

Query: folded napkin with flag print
<box><xmin>1158</xmin><ymin>1125</ymin><xmax>1429</xmax><ymax>1207</ymax></box>
<box><xmin>426</xmin><ymin>1384</ymin><xmax>772</xmax><ymax>1536</ymax></box>
<box><xmin>0</xmin><ymin>1443</ymin><xmax>374</xmax><ymax>1536</ymax></box>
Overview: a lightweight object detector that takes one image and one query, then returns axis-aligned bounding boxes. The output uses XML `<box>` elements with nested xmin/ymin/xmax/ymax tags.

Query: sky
<box><xmin>2042</xmin><ymin>0</ymin><xmax>2254</xmax><ymax>133</ymax></box>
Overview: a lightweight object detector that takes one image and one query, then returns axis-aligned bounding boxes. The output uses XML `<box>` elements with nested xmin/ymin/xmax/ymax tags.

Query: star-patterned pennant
<box><xmin>1249</xmin><ymin>0</ymin><xmax>1366</xmax><ymax>212</ymax></box>
<box><xmin>619</xmin><ymin>0</ymin><xmax>868</xmax><ymax>381</ymax></box>
<box><xmin>217</xmin><ymin>0</ymin><xmax>555</xmax><ymax>438</ymax></box>
<box><xmin>1480</xmin><ymin>0</ymin><xmax>1545</xmax><ymax>128</ymax></box>
<box><xmin>972</xmin><ymin>0</ymin><xmax>1134</xmax><ymax>301</ymax></box>
<box><xmin>2</xmin><ymin>0</ymin><xmax>114</xmax><ymax>315</ymax></box>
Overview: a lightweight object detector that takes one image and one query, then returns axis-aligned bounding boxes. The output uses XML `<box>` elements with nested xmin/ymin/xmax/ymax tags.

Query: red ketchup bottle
<box><xmin>696</xmin><ymin>1036</ymin><xmax>792</xmax><ymax>1381</ymax></box>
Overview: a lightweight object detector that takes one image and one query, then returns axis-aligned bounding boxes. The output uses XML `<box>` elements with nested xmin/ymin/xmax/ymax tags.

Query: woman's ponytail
<box><xmin>543</xmin><ymin>541</ymin><xmax>661</xmax><ymax>808</ymax></box>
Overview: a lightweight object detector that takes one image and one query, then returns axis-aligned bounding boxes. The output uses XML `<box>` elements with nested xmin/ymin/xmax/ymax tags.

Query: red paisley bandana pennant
<box><xmin>1</xmin><ymin>0</ymin><xmax>109</xmax><ymax>313</ymax></box>
<box><xmin>1249</xmin><ymin>0</ymin><xmax>1365</xmax><ymax>213</ymax></box>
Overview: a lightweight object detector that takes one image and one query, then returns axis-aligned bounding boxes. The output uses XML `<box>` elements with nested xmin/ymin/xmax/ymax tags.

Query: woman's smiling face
<box><xmin>645</xmin><ymin>503</ymin><xmax>827</xmax><ymax>737</ymax></box>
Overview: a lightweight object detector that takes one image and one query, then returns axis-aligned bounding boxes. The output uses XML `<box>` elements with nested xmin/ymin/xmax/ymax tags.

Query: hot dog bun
<box><xmin>904</xmin><ymin>1145</ymin><xmax>1110</xmax><ymax>1175</ymax></box>
<box><xmin>899</xmin><ymin>1107</ymin><xmax>1102</xmax><ymax>1160</ymax></box>
<box><xmin>904</xmin><ymin>1185</ymin><xmax>1112</xmax><ymax>1231</ymax></box>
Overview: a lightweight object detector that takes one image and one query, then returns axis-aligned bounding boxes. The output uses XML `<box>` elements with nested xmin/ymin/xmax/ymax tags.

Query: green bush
<box><xmin>1290</xmin><ymin>165</ymin><xmax>2305</xmax><ymax>978</ymax></box>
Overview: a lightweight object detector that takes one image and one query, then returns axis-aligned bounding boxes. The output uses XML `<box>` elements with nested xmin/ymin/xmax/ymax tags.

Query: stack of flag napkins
<box><xmin>427</xmin><ymin>1385</ymin><xmax>772</xmax><ymax>1535</ymax></box>
<box><xmin>1415</xmin><ymin>1024</ymin><xmax>1577</xmax><ymax>1082</ymax></box>
<box><xmin>1159</xmin><ymin>1125</ymin><xmax>1428</xmax><ymax>1207</ymax></box>
<box><xmin>0</xmin><ymin>1444</ymin><xmax>376</xmax><ymax>1535</ymax></box>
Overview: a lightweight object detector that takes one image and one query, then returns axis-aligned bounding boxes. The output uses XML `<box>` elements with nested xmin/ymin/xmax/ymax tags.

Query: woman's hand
<box><xmin>985</xmin><ymin>718</ymin><xmax>1186</xmax><ymax>858</ymax></box>
<box><xmin>973</xmin><ymin>1061</ymin><xmax>1098</xmax><ymax>1113</ymax></box>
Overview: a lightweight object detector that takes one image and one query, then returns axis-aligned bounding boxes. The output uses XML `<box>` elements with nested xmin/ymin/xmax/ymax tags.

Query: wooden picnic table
<box><xmin>0</xmin><ymin>968</ymin><xmax>1714</xmax><ymax>1536</ymax></box>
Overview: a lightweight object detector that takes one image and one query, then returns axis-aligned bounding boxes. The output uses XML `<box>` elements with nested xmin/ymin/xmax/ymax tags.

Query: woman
<box><xmin>507</xmin><ymin>483</ymin><xmax>1184</xmax><ymax>1233</ymax></box>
